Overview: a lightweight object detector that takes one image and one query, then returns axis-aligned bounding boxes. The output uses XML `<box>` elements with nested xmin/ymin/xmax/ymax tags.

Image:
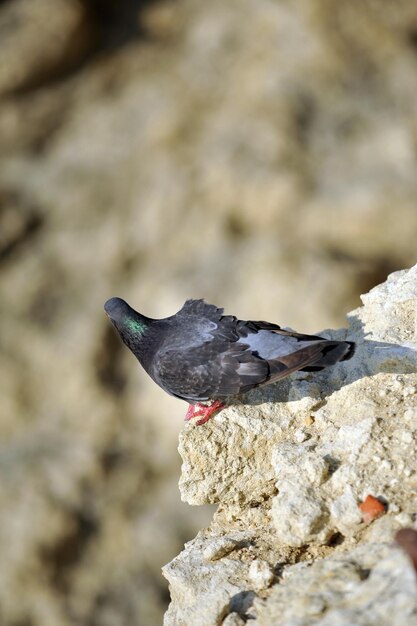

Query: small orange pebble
<box><xmin>359</xmin><ymin>494</ymin><xmax>386</xmax><ymax>523</ymax></box>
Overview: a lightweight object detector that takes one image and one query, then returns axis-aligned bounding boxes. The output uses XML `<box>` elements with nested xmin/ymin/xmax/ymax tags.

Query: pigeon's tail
<box><xmin>301</xmin><ymin>340</ymin><xmax>355</xmax><ymax>372</ymax></box>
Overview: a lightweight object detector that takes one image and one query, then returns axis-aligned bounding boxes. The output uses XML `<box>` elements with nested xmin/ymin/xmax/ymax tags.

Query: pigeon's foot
<box><xmin>184</xmin><ymin>400</ymin><xmax>225</xmax><ymax>426</ymax></box>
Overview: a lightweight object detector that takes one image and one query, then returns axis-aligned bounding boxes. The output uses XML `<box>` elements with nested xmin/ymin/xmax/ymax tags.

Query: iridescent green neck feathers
<box><xmin>125</xmin><ymin>317</ymin><xmax>147</xmax><ymax>336</ymax></box>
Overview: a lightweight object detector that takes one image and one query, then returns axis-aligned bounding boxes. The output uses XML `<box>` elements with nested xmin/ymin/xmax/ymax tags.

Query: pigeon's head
<box><xmin>104</xmin><ymin>297</ymin><xmax>149</xmax><ymax>342</ymax></box>
<box><xmin>104</xmin><ymin>297</ymin><xmax>132</xmax><ymax>324</ymax></box>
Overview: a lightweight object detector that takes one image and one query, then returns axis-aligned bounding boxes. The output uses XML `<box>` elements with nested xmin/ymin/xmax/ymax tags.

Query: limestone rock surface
<box><xmin>164</xmin><ymin>265</ymin><xmax>417</xmax><ymax>625</ymax></box>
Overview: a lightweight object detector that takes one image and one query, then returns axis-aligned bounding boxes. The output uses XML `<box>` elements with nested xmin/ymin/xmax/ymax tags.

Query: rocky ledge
<box><xmin>163</xmin><ymin>265</ymin><xmax>417</xmax><ymax>626</ymax></box>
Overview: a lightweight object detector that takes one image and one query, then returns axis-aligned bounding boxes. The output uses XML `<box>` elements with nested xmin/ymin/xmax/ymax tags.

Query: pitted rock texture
<box><xmin>164</xmin><ymin>265</ymin><xmax>417</xmax><ymax>625</ymax></box>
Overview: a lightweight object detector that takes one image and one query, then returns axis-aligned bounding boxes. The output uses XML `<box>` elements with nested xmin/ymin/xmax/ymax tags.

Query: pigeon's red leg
<box><xmin>195</xmin><ymin>400</ymin><xmax>225</xmax><ymax>426</ymax></box>
<box><xmin>184</xmin><ymin>400</ymin><xmax>225</xmax><ymax>425</ymax></box>
<box><xmin>185</xmin><ymin>404</ymin><xmax>203</xmax><ymax>421</ymax></box>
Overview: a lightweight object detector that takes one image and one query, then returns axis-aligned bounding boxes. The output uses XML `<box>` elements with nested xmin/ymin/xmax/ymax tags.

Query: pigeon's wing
<box><xmin>236</xmin><ymin>320</ymin><xmax>354</xmax><ymax>379</ymax></box>
<box><xmin>152</xmin><ymin>305</ymin><xmax>354</xmax><ymax>403</ymax></box>
<box><xmin>153</xmin><ymin>338</ymin><xmax>268</xmax><ymax>402</ymax></box>
<box><xmin>153</xmin><ymin>332</ymin><xmax>330</xmax><ymax>402</ymax></box>
<box><xmin>176</xmin><ymin>299</ymin><xmax>225</xmax><ymax>319</ymax></box>
<box><xmin>163</xmin><ymin>299</ymin><xmax>239</xmax><ymax>351</ymax></box>
<box><xmin>152</xmin><ymin>305</ymin><xmax>267</xmax><ymax>401</ymax></box>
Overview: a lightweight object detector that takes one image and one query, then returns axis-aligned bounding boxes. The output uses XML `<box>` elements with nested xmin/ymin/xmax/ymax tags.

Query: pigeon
<box><xmin>104</xmin><ymin>297</ymin><xmax>355</xmax><ymax>425</ymax></box>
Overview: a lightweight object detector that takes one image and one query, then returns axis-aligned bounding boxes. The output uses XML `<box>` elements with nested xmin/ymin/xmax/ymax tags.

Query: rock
<box><xmin>253</xmin><ymin>544</ymin><xmax>417</xmax><ymax>626</ymax></box>
<box><xmin>222</xmin><ymin>613</ymin><xmax>246</xmax><ymax>626</ymax></box>
<box><xmin>178</xmin><ymin>410</ymin><xmax>283</xmax><ymax>505</ymax></box>
<box><xmin>329</xmin><ymin>486</ymin><xmax>363</xmax><ymax>535</ymax></box>
<box><xmin>271</xmin><ymin>482</ymin><xmax>330</xmax><ymax>547</ymax></box>
<box><xmin>248</xmin><ymin>559</ymin><xmax>275</xmax><ymax>591</ymax></box>
<box><xmin>0</xmin><ymin>0</ymin><xmax>93</xmax><ymax>95</ymax></box>
<box><xmin>203</xmin><ymin>537</ymin><xmax>239</xmax><ymax>561</ymax></box>
<box><xmin>164</xmin><ymin>265</ymin><xmax>417</xmax><ymax>624</ymax></box>
<box><xmin>162</xmin><ymin>535</ymin><xmax>249</xmax><ymax>626</ymax></box>
<box><xmin>272</xmin><ymin>442</ymin><xmax>330</xmax><ymax>486</ymax></box>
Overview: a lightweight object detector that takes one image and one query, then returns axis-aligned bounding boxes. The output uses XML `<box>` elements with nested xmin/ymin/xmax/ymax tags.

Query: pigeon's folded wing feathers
<box><xmin>175</xmin><ymin>299</ymin><xmax>225</xmax><ymax>319</ymax></box>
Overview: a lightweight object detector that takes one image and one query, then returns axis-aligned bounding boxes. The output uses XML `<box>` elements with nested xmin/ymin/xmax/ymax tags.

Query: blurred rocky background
<box><xmin>0</xmin><ymin>0</ymin><xmax>417</xmax><ymax>624</ymax></box>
